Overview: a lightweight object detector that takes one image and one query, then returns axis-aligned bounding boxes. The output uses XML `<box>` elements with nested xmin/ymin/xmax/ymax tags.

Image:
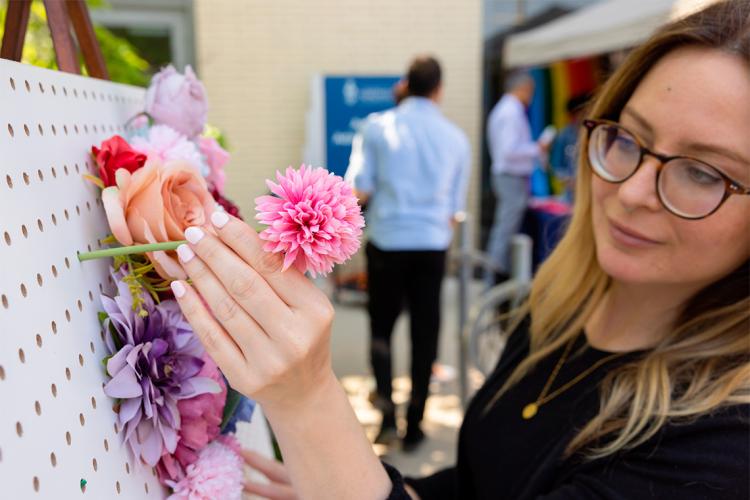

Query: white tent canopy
<box><xmin>504</xmin><ymin>0</ymin><xmax>720</xmax><ymax>67</ymax></box>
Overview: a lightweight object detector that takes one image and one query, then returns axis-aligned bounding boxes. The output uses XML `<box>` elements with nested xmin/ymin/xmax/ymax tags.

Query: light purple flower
<box><xmin>130</xmin><ymin>125</ymin><xmax>207</xmax><ymax>176</ymax></box>
<box><xmin>102</xmin><ymin>268</ymin><xmax>220</xmax><ymax>466</ymax></box>
<box><xmin>145</xmin><ymin>65</ymin><xmax>208</xmax><ymax>138</ymax></box>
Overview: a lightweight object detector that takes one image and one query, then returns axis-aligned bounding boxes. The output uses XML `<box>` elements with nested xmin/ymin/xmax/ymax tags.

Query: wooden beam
<box><xmin>43</xmin><ymin>0</ymin><xmax>80</xmax><ymax>74</ymax></box>
<box><xmin>67</xmin><ymin>0</ymin><xmax>109</xmax><ymax>79</ymax></box>
<box><xmin>0</xmin><ymin>0</ymin><xmax>32</xmax><ymax>61</ymax></box>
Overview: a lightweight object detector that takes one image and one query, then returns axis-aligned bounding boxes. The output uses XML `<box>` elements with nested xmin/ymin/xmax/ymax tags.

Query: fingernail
<box><xmin>177</xmin><ymin>244</ymin><xmax>195</xmax><ymax>263</ymax></box>
<box><xmin>185</xmin><ymin>226</ymin><xmax>205</xmax><ymax>244</ymax></box>
<box><xmin>170</xmin><ymin>280</ymin><xmax>186</xmax><ymax>298</ymax></box>
<box><xmin>211</xmin><ymin>210</ymin><xmax>230</xmax><ymax>228</ymax></box>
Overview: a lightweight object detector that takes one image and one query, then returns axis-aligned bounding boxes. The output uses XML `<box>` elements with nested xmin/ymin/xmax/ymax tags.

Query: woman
<box><xmin>169</xmin><ymin>1</ymin><xmax>749</xmax><ymax>498</ymax></box>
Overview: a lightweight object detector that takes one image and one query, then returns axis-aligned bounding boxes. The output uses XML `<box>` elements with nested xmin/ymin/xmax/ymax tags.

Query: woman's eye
<box><xmin>687</xmin><ymin>165</ymin><xmax>722</xmax><ymax>185</ymax></box>
<box><xmin>614</xmin><ymin>134</ymin><xmax>638</xmax><ymax>152</ymax></box>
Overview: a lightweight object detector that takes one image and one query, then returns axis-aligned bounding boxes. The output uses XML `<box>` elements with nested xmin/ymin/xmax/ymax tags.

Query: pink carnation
<box><xmin>255</xmin><ymin>165</ymin><xmax>365</xmax><ymax>277</ymax></box>
<box><xmin>131</xmin><ymin>125</ymin><xmax>205</xmax><ymax>174</ymax></box>
<box><xmin>199</xmin><ymin>137</ymin><xmax>229</xmax><ymax>193</ymax></box>
<box><xmin>167</xmin><ymin>435</ymin><xmax>244</xmax><ymax>500</ymax></box>
<box><xmin>156</xmin><ymin>355</ymin><xmax>227</xmax><ymax>485</ymax></box>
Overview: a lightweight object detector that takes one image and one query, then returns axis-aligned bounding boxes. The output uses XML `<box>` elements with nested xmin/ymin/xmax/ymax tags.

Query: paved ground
<box><xmin>327</xmin><ymin>277</ymin><xmax>482</xmax><ymax>478</ymax></box>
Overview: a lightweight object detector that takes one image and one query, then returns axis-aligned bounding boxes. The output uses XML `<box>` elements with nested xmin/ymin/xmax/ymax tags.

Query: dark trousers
<box><xmin>366</xmin><ymin>242</ymin><xmax>446</xmax><ymax>429</ymax></box>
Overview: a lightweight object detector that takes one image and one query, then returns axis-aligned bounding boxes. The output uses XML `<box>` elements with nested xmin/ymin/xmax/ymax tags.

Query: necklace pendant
<box><xmin>522</xmin><ymin>403</ymin><xmax>538</xmax><ymax>420</ymax></box>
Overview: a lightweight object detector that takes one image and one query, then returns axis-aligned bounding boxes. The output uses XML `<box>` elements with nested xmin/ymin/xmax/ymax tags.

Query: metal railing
<box><xmin>454</xmin><ymin>215</ymin><xmax>532</xmax><ymax>407</ymax></box>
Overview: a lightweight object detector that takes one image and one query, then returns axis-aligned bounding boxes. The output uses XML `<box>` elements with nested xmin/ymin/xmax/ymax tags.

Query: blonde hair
<box><xmin>492</xmin><ymin>0</ymin><xmax>750</xmax><ymax>459</ymax></box>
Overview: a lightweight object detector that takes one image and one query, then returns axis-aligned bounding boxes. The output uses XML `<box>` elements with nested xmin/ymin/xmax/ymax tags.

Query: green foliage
<box><xmin>0</xmin><ymin>0</ymin><xmax>149</xmax><ymax>86</ymax></box>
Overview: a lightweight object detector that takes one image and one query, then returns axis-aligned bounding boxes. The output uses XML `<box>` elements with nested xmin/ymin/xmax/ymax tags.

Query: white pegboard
<box><xmin>0</xmin><ymin>59</ymin><xmax>165</xmax><ymax>498</ymax></box>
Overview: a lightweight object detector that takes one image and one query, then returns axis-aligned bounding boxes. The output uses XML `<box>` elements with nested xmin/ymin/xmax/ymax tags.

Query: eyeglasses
<box><xmin>582</xmin><ymin>119</ymin><xmax>750</xmax><ymax>220</ymax></box>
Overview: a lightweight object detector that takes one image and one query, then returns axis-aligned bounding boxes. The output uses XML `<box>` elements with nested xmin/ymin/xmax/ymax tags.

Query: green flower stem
<box><xmin>77</xmin><ymin>241</ymin><xmax>188</xmax><ymax>262</ymax></box>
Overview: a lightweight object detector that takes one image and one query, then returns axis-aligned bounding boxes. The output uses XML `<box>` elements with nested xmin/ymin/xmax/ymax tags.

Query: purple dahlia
<box><xmin>102</xmin><ymin>268</ymin><xmax>220</xmax><ymax>466</ymax></box>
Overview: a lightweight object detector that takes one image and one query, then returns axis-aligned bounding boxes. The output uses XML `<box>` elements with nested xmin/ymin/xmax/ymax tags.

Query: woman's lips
<box><xmin>608</xmin><ymin>219</ymin><xmax>663</xmax><ymax>247</ymax></box>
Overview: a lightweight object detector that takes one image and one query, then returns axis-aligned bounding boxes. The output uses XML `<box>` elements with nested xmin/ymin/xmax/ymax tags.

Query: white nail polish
<box><xmin>177</xmin><ymin>244</ymin><xmax>195</xmax><ymax>263</ymax></box>
<box><xmin>211</xmin><ymin>210</ymin><xmax>230</xmax><ymax>228</ymax></box>
<box><xmin>184</xmin><ymin>227</ymin><xmax>205</xmax><ymax>244</ymax></box>
<box><xmin>170</xmin><ymin>281</ymin><xmax>186</xmax><ymax>298</ymax></box>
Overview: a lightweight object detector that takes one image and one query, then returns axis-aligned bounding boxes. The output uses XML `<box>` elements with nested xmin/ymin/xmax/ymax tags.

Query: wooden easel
<box><xmin>1</xmin><ymin>0</ymin><xmax>109</xmax><ymax>79</ymax></box>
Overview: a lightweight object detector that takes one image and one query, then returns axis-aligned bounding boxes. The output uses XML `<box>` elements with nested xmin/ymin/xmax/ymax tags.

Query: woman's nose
<box><xmin>616</xmin><ymin>156</ymin><xmax>663</xmax><ymax>213</ymax></box>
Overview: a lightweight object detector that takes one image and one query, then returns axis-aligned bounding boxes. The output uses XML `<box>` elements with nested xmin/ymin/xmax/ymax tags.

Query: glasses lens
<box><xmin>659</xmin><ymin>159</ymin><xmax>726</xmax><ymax>218</ymax></box>
<box><xmin>588</xmin><ymin>124</ymin><xmax>641</xmax><ymax>182</ymax></box>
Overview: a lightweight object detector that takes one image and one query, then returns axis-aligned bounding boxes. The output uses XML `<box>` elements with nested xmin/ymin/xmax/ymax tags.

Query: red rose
<box><xmin>91</xmin><ymin>135</ymin><xmax>147</xmax><ymax>187</ymax></box>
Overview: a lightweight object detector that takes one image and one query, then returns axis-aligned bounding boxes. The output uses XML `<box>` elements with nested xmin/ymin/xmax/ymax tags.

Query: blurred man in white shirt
<box><xmin>485</xmin><ymin>71</ymin><xmax>548</xmax><ymax>285</ymax></box>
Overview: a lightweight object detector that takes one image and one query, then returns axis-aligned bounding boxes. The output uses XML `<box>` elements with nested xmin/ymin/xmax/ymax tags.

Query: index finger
<box><xmin>208</xmin><ymin>211</ymin><xmax>322</xmax><ymax>308</ymax></box>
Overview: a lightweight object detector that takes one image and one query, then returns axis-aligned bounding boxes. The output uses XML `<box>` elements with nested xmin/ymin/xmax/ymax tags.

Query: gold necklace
<box><xmin>522</xmin><ymin>337</ymin><xmax>626</xmax><ymax>420</ymax></box>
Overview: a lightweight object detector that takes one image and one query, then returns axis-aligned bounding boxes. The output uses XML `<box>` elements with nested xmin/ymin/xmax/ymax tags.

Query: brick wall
<box><xmin>194</xmin><ymin>0</ymin><xmax>482</xmax><ymax>226</ymax></box>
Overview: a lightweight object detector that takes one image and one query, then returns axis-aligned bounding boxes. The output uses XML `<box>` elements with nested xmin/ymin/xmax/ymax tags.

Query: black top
<box><xmin>385</xmin><ymin>321</ymin><xmax>750</xmax><ymax>499</ymax></box>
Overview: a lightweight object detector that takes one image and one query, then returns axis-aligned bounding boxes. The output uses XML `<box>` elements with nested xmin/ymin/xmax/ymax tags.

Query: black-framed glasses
<box><xmin>582</xmin><ymin>119</ymin><xmax>750</xmax><ymax>220</ymax></box>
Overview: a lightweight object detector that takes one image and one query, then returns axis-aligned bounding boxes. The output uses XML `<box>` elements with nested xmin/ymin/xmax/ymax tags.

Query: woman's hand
<box><xmin>242</xmin><ymin>449</ymin><xmax>298</xmax><ymax>500</ymax></box>
<box><xmin>171</xmin><ymin>212</ymin><xmax>392</xmax><ymax>499</ymax></box>
<box><xmin>170</xmin><ymin>211</ymin><xmax>336</xmax><ymax>411</ymax></box>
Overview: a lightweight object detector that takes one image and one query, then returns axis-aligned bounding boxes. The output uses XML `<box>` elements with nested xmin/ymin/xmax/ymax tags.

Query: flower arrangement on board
<box><xmin>79</xmin><ymin>65</ymin><xmax>364</xmax><ymax>498</ymax></box>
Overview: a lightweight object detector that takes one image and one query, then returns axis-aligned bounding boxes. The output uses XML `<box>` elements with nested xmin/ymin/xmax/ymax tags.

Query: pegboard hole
<box><xmin>38</xmin><ymin>82</ymin><xmax>44</xmax><ymax>93</ymax></box>
<box><xmin>115</xmin><ymin>481</ymin><xmax>120</xmax><ymax>494</ymax></box>
<box><xmin>33</xmin><ymin>476</ymin><xmax>39</xmax><ymax>492</ymax></box>
<box><xmin>77</xmin><ymin>300</ymin><xmax>83</xmax><ymax>311</ymax></box>
<box><xmin>2</xmin><ymin>294</ymin><xmax>8</xmax><ymax>308</ymax></box>
<box><xmin>92</xmin><ymin>458</ymin><xmax>98</xmax><ymax>471</ymax></box>
<box><xmin>83</xmin><ymin>124</ymin><xmax>89</xmax><ymax>133</ymax></box>
<box><xmin>6</xmin><ymin>174</ymin><xmax>12</xmax><ymax>188</ymax></box>
<box><xmin>37</xmin><ymin>169</ymin><xmax>44</xmax><ymax>181</ymax></box>
<box><xmin>36</xmin><ymin>334</ymin><xmax>43</xmax><ymax>348</ymax></box>
<box><xmin>144</xmin><ymin>483</ymin><xmax>149</xmax><ymax>494</ymax></box>
<box><xmin>82</xmin><ymin>89</ymin><xmax>88</xmax><ymax>99</ymax></box>
<box><xmin>23</xmin><ymin>124</ymin><xmax>30</xmax><ymax>136</ymax></box>
<box><xmin>7</xmin><ymin>123</ymin><xmax>13</xmax><ymax>138</ymax></box>
<box><xmin>114</xmin><ymin>422</ymin><xmax>119</xmax><ymax>434</ymax></box>
<box><xmin>75</xmin><ymin>163</ymin><xmax>81</xmax><ymax>173</ymax></box>
<box><xmin>51</xmin><ymin>84</ymin><xmax>56</xmax><ymax>95</ymax></box>
<box><xmin>88</xmin><ymin>290</ymin><xmax>94</xmax><ymax>302</ymax></box>
<box><xmin>78</xmin><ymin>353</ymin><xmax>84</xmax><ymax>366</ymax></box>
<box><xmin>51</xmin><ymin>384</ymin><xmax>58</xmax><ymax>397</ymax></box>
<box><xmin>66</xmin><ymin>431</ymin><xmax>71</xmax><ymax>445</ymax></box>
<box><xmin>35</xmin><ymin>401</ymin><xmax>41</xmax><ymax>416</ymax></box>
<box><xmin>3</xmin><ymin>231</ymin><xmax>10</xmax><ymax>246</ymax></box>
<box><xmin>9</xmin><ymin>77</ymin><xmax>15</xmax><ymax>90</ymax></box>
<box><xmin>23</xmin><ymin>172</ymin><xmax>30</xmax><ymax>185</ymax></box>
<box><xmin>51</xmin><ymin>265</ymin><xmax>58</xmax><ymax>277</ymax></box>
<box><xmin>64</xmin><ymin>209</ymin><xmax>70</xmax><ymax>220</ymax></box>
<box><xmin>74</xmin><ymin>125</ymin><xmax>79</xmax><ymax>134</ymax></box>
<box><xmin>16</xmin><ymin>421</ymin><xmax>23</xmax><ymax>437</ymax></box>
<box><xmin>65</xmin><ymin>367</ymin><xmax>71</xmax><ymax>380</ymax></box>
<box><xmin>51</xmin><ymin>166</ymin><xmax>57</xmax><ymax>178</ymax></box>
<box><xmin>103</xmin><ymin>438</ymin><xmax>109</xmax><ymax>452</ymax></box>
<box><xmin>24</xmin><ymin>79</ymin><xmax>30</xmax><ymax>92</ymax></box>
<box><xmin>20</xmin><ymin>283</ymin><xmax>28</xmax><ymax>297</ymax></box>
<box><xmin>51</xmin><ymin>124</ymin><xmax>57</xmax><ymax>135</ymax></box>
<box><xmin>37</xmin><ymin>219</ymin><xmax>44</xmax><ymax>232</ymax></box>
<box><xmin>65</xmin><ymin>257</ymin><xmax>71</xmax><ymax>269</ymax></box>
<box><xmin>62</xmin><ymin>86</ymin><xmax>68</xmax><ymax>96</ymax></box>
<box><xmin>21</xmin><ymin>225</ymin><xmax>28</xmax><ymax>238</ymax></box>
<box><xmin>51</xmin><ymin>321</ymin><xmax>58</xmax><ymax>334</ymax></box>
<box><xmin>18</xmin><ymin>348</ymin><xmax>25</xmax><ymax>363</ymax></box>
<box><xmin>64</xmin><ymin>164</ymin><xmax>69</xmax><ymax>176</ymax></box>
<box><xmin>89</xmin><ymin>341</ymin><xmax>95</xmax><ymax>354</ymax></box>
<box><xmin>91</xmin><ymin>396</ymin><xmax>97</xmax><ymax>409</ymax></box>
<box><xmin>37</xmin><ymin>123</ymin><xmax>44</xmax><ymax>135</ymax></box>
<box><xmin>51</xmin><ymin>213</ymin><xmax>57</xmax><ymax>225</ymax></box>
<box><xmin>0</xmin><ymin>365</ymin><xmax>5</xmax><ymax>380</ymax></box>
<box><xmin>73</xmin><ymin>88</ymin><xmax>78</xmax><ymax>98</ymax></box>
<box><xmin>79</xmin><ymin>413</ymin><xmax>85</xmax><ymax>426</ymax></box>
<box><xmin>63</xmin><ymin>125</ymin><xmax>68</xmax><ymax>135</ymax></box>
<box><xmin>65</xmin><ymin>309</ymin><xmax>71</xmax><ymax>322</ymax></box>
<box><xmin>125</xmin><ymin>462</ymin><xmax>130</xmax><ymax>474</ymax></box>
<box><xmin>37</xmin><ymin>273</ymin><xmax>43</xmax><ymax>286</ymax></box>
<box><xmin>50</xmin><ymin>452</ymin><xmax>57</xmax><ymax>467</ymax></box>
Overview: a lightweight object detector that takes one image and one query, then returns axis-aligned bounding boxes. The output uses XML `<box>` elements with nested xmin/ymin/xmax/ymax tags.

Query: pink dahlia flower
<box><xmin>255</xmin><ymin>165</ymin><xmax>365</xmax><ymax>277</ymax></box>
<box><xmin>167</xmin><ymin>435</ymin><xmax>244</xmax><ymax>500</ymax></box>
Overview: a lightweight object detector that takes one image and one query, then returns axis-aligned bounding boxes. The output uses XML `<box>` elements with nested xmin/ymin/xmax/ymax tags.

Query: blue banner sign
<box><xmin>324</xmin><ymin>75</ymin><xmax>400</xmax><ymax>177</ymax></box>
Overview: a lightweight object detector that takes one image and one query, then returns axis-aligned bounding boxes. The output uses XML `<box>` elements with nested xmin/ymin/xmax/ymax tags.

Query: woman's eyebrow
<box><xmin>621</xmin><ymin>107</ymin><xmax>652</xmax><ymax>133</ymax></box>
<box><xmin>623</xmin><ymin>106</ymin><xmax>749</xmax><ymax>166</ymax></box>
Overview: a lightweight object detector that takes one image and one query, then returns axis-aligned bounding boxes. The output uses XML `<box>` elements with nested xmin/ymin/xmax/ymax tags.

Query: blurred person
<box><xmin>350</xmin><ymin>55</ymin><xmax>471</xmax><ymax>449</ymax></box>
<box><xmin>485</xmin><ymin>71</ymin><xmax>550</xmax><ymax>286</ymax></box>
<box><xmin>549</xmin><ymin>92</ymin><xmax>593</xmax><ymax>202</ymax></box>
<box><xmin>172</xmin><ymin>1</ymin><xmax>750</xmax><ymax>498</ymax></box>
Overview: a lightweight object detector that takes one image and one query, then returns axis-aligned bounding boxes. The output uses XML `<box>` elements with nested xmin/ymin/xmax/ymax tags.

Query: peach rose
<box><xmin>102</xmin><ymin>160</ymin><xmax>217</xmax><ymax>280</ymax></box>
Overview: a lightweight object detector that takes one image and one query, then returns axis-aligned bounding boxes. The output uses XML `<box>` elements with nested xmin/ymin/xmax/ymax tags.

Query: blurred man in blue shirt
<box><xmin>351</xmin><ymin>55</ymin><xmax>471</xmax><ymax>450</ymax></box>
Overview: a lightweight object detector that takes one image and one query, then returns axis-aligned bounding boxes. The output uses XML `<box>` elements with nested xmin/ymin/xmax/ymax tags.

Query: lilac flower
<box><xmin>102</xmin><ymin>268</ymin><xmax>220</xmax><ymax>466</ymax></box>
